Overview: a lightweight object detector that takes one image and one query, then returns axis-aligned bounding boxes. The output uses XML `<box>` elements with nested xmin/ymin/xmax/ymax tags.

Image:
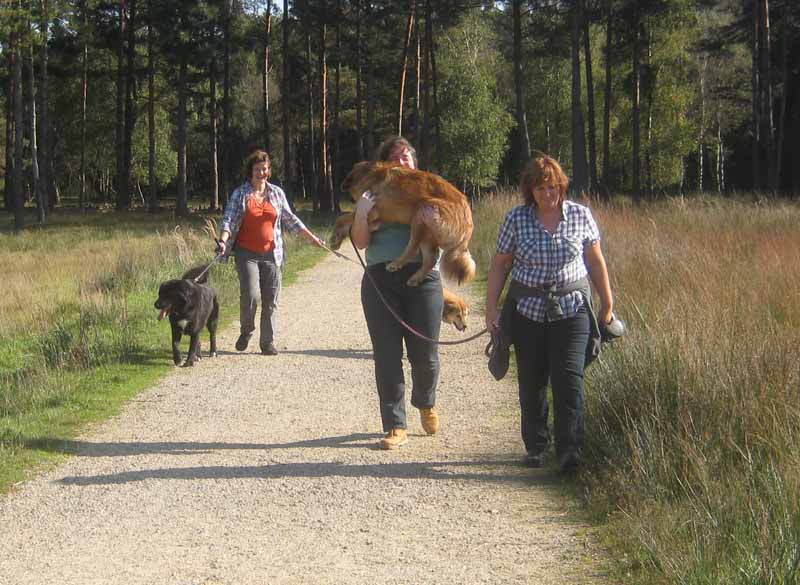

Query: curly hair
<box><xmin>242</xmin><ymin>149</ymin><xmax>272</xmax><ymax>180</ymax></box>
<box><xmin>520</xmin><ymin>153</ymin><xmax>570</xmax><ymax>206</ymax></box>
<box><xmin>375</xmin><ymin>135</ymin><xmax>418</xmax><ymax>167</ymax></box>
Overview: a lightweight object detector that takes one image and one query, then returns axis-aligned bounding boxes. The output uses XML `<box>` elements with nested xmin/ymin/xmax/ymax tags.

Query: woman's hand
<box><xmin>485</xmin><ymin>306</ymin><xmax>500</xmax><ymax>333</ymax></box>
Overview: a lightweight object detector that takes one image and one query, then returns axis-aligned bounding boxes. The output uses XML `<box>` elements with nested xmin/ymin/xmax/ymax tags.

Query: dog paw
<box><xmin>209</xmin><ymin>351</ymin><xmax>217</xmax><ymax>358</ymax></box>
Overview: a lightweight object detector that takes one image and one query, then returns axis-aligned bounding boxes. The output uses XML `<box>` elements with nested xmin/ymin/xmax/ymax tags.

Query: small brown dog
<box><xmin>442</xmin><ymin>287</ymin><xmax>469</xmax><ymax>331</ymax></box>
<box><xmin>334</xmin><ymin>161</ymin><xmax>476</xmax><ymax>287</ymax></box>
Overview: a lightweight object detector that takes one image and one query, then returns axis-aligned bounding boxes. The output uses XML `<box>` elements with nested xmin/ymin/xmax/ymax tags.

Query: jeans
<box><xmin>361</xmin><ymin>263</ymin><xmax>443</xmax><ymax>432</ymax></box>
<box><xmin>511</xmin><ymin>304</ymin><xmax>590</xmax><ymax>458</ymax></box>
<box><xmin>234</xmin><ymin>248</ymin><xmax>282</xmax><ymax>347</ymax></box>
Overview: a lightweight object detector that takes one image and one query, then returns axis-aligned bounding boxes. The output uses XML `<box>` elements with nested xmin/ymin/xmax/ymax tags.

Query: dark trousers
<box><xmin>234</xmin><ymin>248</ymin><xmax>281</xmax><ymax>347</ymax></box>
<box><xmin>511</xmin><ymin>305</ymin><xmax>590</xmax><ymax>457</ymax></box>
<box><xmin>361</xmin><ymin>263</ymin><xmax>443</xmax><ymax>432</ymax></box>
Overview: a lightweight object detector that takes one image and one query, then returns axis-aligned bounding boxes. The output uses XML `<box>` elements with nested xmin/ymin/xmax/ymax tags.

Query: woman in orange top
<box><xmin>217</xmin><ymin>150</ymin><xmax>324</xmax><ymax>355</ymax></box>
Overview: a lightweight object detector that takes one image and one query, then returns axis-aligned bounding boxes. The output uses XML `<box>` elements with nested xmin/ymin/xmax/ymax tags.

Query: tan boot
<box><xmin>379</xmin><ymin>428</ymin><xmax>408</xmax><ymax>450</ymax></box>
<box><xmin>419</xmin><ymin>407</ymin><xmax>440</xmax><ymax>435</ymax></box>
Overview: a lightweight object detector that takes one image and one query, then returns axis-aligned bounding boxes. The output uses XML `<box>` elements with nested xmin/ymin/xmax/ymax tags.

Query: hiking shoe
<box><xmin>558</xmin><ymin>449</ymin><xmax>580</xmax><ymax>473</ymax></box>
<box><xmin>261</xmin><ymin>342</ymin><xmax>278</xmax><ymax>356</ymax></box>
<box><xmin>235</xmin><ymin>333</ymin><xmax>252</xmax><ymax>352</ymax></box>
<box><xmin>379</xmin><ymin>429</ymin><xmax>408</xmax><ymax>450</ymax></box>
<box><xmin>419</xmin><ymin>407</ymin><xmax>440</xmax><ymax>435</ymax></box>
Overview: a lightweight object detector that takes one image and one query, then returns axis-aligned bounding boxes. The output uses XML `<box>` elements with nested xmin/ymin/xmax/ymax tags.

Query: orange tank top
<box><xmin>236</xmin><ymin>196</ymin><xmax>277</xmax><ymax>254</ymax></box>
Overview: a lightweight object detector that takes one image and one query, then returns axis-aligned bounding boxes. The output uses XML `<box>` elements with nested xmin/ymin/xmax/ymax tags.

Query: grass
<box><xmin>469</xmin><ymin>190</ymin><xmax>800</xmax><ymax>585</ymax></box>
<box><xmin>0</xmin><ymin>203</ymin><xmax>333</xmax><ymax>492</ymax></box>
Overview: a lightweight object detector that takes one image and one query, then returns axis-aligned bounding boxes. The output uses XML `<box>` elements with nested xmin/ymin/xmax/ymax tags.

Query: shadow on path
<box><xmin>21</xmin><ymin>433</ymin><xmax>382</xmax><ymax>458</ymax></box>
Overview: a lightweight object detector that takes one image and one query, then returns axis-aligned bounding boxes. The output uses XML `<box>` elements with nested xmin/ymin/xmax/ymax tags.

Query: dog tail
<box><xmin>441</xmin><ymin>248</ymin><xmax>476</xmax><ymax>285</ymax></box>
<box><xmin>181</xmin><ymin>265</ymin><xmax>210</xmax><ymax>283</ymax></box>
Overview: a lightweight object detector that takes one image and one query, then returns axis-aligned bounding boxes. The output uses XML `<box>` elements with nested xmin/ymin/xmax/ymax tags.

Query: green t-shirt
<box><xmin>366</xmin><ymin>223</ymin><xmax>419</xmax><ymax>266</ymax></box>
<box><xmin>366</xmin><ymin>222</ymin><xmax>442</xmax><ymax>269</ymax></box>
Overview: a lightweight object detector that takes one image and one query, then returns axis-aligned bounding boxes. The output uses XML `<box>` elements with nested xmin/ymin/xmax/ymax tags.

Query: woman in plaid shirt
<box><xmin>485</xmin><ymin>154</ymin><xmax>614</xmax><ymax>472</ymax></box>
<box><xmin>217</xmin><ymin>150</ymin><xmax>324</xmax><ymax>355</ymax></box>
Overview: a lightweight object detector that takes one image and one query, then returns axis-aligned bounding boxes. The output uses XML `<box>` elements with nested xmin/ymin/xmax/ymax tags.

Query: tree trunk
<box><xmin>601</xmin><ymin>2</ymin><xmax>612</xmax><ymax>196</ymax></box>
<box><xmin>570</xmin><ymin>0</ymin><xmax>588</xmax><ymax>196</ymax></box>
<box><xmin>148</xmin><ymin>1</ymin><xmax>157</xmax><ymax>211</ymax></box>
<box><xmin>4</xmin><ymin>56</ymin><xmax>13</xmax><ymax>212</ymax></box>
<box><xmin>13</xmin><ymin>39</ymin><xmax>25</xmax><ymax>229</ymax></box>
<box><xmin>28</xmin><ymin>37</ymin><xmax>44</xmax><ymax>224</ymax></box>
<box><xmin>751</xmin><ymin>2</ymin><xmax>761</xmax><ymax>190</ymax></box>
<box><xmin>39</xmin><ymin>0</ymin><xmax>55</xmax><ymax>210</ymax></box>
<box><xmin>632</xmin><ymin>13</ymin><xmax>642</xmax><ymax>201</ymax></box>
<box><xmin>773</xmin><ymin>4</ymin><xmax>788</xmax><ymax>192</ymax></box>
<box><xmin>282</xmin><ymin>0</ymin><xmax>293</xmax><ymax>193</ymax></box>
<box><xmin>365</xmin><ymin>1</ymin><xmax>375</xmax><ymax>158</ymax></box>
<box><xmin>80</xmin><ymin>1</ymin><xmax>88</xmax><ymax>210</ymax></box>
<box><xmin>176</xmin><ymin>57</ymin><xmax>189</xmax><ymax>216</ymax></box>
<box><xmin>699</xmin><ymin>57</ymin><xmax>707</xmax><ymax>192</ymax></box>
<box><xmin>583</xmin><ymin>10</ymin><xmax>597</xmax><ymax>194</ymax></box>
<box><xmin>645</xmin><ymin>30</ymin><xmax>653</xmax><ymax>197</ymax></box>
<box><xmin>210</xmin><ymin>59</ymin><xmax>220</xmax><ymax>211</ymax></box>
<box><xmin>512</xmin><ymin>0</ymin><xmax>531</xmax><ymax>166</ymax></box>
<box><xmin>318</xmin><ymin>3</ymin><xmax>332</xmax><ymax>211</ymax></box>
<box><xmin>425</xmin><ymin>0</ymin><xmax>440</xmax><ymax>170</ymax></box>
<box><xmin>115</xmin><ymin>0</ymin><xmax>127</xmax><ymax>209</ymax></box>
<box><xmin>397</xmin><ymin>7</ymin><xmax>414</xmax><ymax>135</ymax></box>
<box><xmin>222</xmin><ymin>0</ymin><xmax>233</xmax><ymax>207</ymax></box>
<box><xmin>123</xmin><ymin>0</ymin><xmax>136</xmax><ymax>208</ymax></box>
<box><xmin>760</xmin><ymin>0</ymin><xmax>775</xmax><ymax>192</ymax></box>
<box><xmin>332</xmin><ymin>0</ymin><xmax>342</xmax><ymax>210</ymax></box>
<box><xmin>263</xmin><ymin>0</ymin><xmax>272</xmax><ymax>152</ymax></box>
<box><xmin>354</xmin><ymin>0</ymin><xmax>363</xmax><ymax>160</ymax></box>
<box><xmin>413</xmin><ymin>0</ymin><xmax>421</xmax><ymax>150</ymax></box>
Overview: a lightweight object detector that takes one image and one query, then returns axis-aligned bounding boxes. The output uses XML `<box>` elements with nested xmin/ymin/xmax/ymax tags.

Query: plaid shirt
<box><xmin>219</xmin><ymin>181</ymin><xmax>307</xmax><ymax>267</ymax></box>
<box><xmin>496</xmin><ymin>200</ymin><xmax>600</xmax><ymax>322</ymax></box>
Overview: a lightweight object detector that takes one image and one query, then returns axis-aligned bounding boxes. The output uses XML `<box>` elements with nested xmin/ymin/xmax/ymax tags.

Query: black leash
<box><xmin>344</xmin><ymin>235</ymin><xmax>488</xmax><ymax>346</ymax></box>
<box><xmin>192</xmin><ymin>252</ymin><xmax>223</xmax><ymax>283</ymax></box>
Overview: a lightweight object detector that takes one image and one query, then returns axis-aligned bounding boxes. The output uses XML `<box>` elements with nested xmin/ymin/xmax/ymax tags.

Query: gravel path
<box><xmin>0</xmin><ymin>252</ymin><xmax>607</xmax><ymax>585</ymax></box>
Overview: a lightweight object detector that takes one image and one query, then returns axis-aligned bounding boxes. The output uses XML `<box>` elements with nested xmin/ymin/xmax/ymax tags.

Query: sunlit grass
<box><xmin>0</xmin><ymin>206</ymin><xmax>330</xmax><ymax>491</ymax></box>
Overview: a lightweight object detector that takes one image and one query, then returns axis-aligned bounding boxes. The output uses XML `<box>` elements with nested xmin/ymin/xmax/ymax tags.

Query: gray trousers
<box><xmin>234</xmin><ymin>248</ymin><xmax>282</xmax><ymax>346</ymax></box>
<box><xmin>361</xmin><ymin>262</ymin><xmax>443</xmax><ymax>432</ymax></box>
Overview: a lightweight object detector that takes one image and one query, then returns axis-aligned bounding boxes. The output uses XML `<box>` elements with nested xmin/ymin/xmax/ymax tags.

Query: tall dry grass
<box><xmin>470</xmin><ymin>192</ymin><xmax>800</xmax><ymax>584</ymax></box>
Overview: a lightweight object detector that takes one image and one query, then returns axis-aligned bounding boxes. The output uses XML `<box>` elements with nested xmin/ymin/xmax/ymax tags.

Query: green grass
<box><xmin>0</xmin><ymin>204</ymin><xmax>333</xmax><ymax>492</ymax></box>
<box><xmin>469</xmin><ymin>190</ymin><xmax>800</xmax><ymax>585</ymax></box>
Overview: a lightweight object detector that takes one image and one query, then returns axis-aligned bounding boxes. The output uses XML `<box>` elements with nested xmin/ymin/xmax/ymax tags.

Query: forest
<box><xmin>1</xmin><ymin>0</ymin><xmax>798</xmax><ymax>230</ymax></box>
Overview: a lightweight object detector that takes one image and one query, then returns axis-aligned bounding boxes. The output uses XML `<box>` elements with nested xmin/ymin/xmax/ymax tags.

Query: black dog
<box><xmin>154</xmin><ymin>266</ymin><xmax>219</xmax><ymax>367</ymax></box>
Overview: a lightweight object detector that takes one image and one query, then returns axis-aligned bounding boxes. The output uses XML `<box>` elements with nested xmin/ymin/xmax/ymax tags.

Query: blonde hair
<box><xmin>520</xmin><ymin>153</ymin><xmax>569</xmax><ymax>206</ymax></box>
<box><xmin>242</xmin><ymin>149</ymin><xmax>272</xmax><ymax>180</ymax></box>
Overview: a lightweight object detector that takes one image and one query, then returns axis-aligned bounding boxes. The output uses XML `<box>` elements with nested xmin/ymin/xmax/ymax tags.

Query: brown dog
<box><xmin>442</xmin><ymin>287</ymin><xmax>469</xmax><ymax>331</ymax></box>
<box><xmin>335</xmin><ymin>161</ymin><xmax>476</xmax><ymax>287</ymax></box>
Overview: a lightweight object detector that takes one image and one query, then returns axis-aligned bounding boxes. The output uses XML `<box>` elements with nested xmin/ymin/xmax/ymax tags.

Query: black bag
<box><xmin>485</xmin><ymin>330</ymin><xmax>510</xmax><ymax>381</ymax></box>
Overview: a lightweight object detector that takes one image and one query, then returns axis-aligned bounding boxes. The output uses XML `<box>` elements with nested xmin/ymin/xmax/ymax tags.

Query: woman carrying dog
<box><xmin>217</xmin><ymin>149</ymin><xmax>324</xmax><ymax>355</ymax></box>
<box><xmin>484</xmin><ymin>154</ymin><xmax>614</xmax><ymax>472</ymax></box>
<box><xmin>351</xmin><ymin>136</ymin><xmax>443</xmax><ymax>450</ymax></box>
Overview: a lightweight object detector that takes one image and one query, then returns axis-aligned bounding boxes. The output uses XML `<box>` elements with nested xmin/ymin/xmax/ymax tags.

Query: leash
<box><xmin>342</xmin><ymin>235</ymin><xmax>487</xmax><ymax>346</ymax></box>
<box><xmin>193</xmin><ymin>252</ymin><xmax>223</xmax><ymax>283</ymax></box>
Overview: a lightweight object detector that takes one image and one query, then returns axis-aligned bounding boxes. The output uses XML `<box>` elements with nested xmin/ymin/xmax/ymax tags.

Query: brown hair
<box><xmin>242</xmin><ymin>149</ymin><xmax>272</xmax><ymax>180</ymax></box>
<box><xmin>520</xmin><ymin>153</ymin><xmax>570</xmax><ymax>206</ymax></box>
<box><xmin>375</xmin><ymin>135</ymin><xmax>418</xmax><ymax>167</ymax></box>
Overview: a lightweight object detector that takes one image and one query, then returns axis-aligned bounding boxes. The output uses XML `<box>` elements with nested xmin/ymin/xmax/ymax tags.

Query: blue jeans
<box><xmin>361</xmin><ymin>263</ymin><xmax>443</xmax><ymax>432</ymax></box>
<box><xmin>511</xmin><ymin>305</ymin><xmax>590</xmax><ymax>458</ymax></box>
<box><xmin>234</xmin><ymin>248</ymin><xmax>282</xmax><ymax>347</ymax></box>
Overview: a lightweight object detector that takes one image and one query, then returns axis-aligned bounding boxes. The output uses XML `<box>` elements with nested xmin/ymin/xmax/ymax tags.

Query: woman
<box><xmin>485</xmin><ymin>154</ymin><xmax>614</xmax><ymax>472</ymax></box>
<box><xmin>351</xmin><ymin>136</ymin><xmax>443</xmax><ymax>450</ymax></box>
<box><xmin>217</xmin><ymin>149</ymin><xmax>324</xmax><ymax>355</ymax></box>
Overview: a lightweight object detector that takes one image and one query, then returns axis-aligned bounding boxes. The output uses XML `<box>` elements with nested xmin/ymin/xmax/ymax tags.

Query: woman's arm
<box><xmin>485</xmin><ymin>252</ymin><xmax>514</xmax><ymax>332</ymax></box>
<box><xmin>584</xmin><ymin>241</ymin><xmax>614</xmax><ymax>324</ymax></box>
<box><xmin>350</xmin><ymin>194</ymin><xmax>375</xmax><ymax>250</ymax></box>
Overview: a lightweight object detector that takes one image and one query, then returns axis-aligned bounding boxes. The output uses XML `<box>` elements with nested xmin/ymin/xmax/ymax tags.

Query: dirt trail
<box><xmin>0</xmin><ymin>252</ymin><xmax>607</xmax><ymax>585</ymax></box>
